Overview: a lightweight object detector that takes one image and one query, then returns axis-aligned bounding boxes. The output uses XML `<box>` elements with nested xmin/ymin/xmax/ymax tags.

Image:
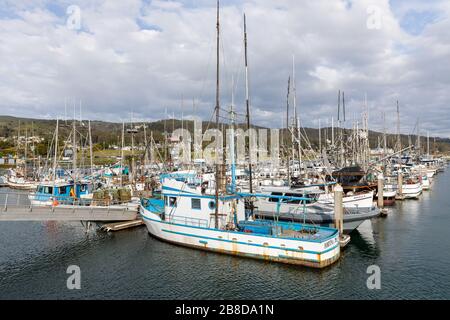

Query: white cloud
<box><xmin>0</xmin><ymin>0</ymin><xmax>449</xmax><ymax>137</ymax></box>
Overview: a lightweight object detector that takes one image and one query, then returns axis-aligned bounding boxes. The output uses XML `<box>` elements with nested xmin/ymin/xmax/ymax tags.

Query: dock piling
<box><xmin>334</xmin><ymin>184</ymin><xmax>350</xmax><ymax>247</ymax></box>
<box><xmin>396</xmin><ymin>171</ymin><xmax>404</xmax><ymax>200</ymax></box>
<box><xmin>378</xmin><ymin>173</ymin><xmax>384</xmax><ymax>209</ymax></box>
<box><xmin>334</xmin><ymin>184</ymin><xmax>343</xmax><ymax>234</ymax></box>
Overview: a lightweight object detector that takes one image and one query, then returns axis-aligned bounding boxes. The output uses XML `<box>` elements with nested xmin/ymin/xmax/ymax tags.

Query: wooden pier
<box><xmin>101</xmin><ymin>219</ymin><xmax>144</xmax><ymax>232</ymax></box>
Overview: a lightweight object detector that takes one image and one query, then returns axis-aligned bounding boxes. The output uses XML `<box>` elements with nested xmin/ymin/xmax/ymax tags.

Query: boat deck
<box><xmin>239</xmin><ymin>219</ymin><xmax>337</xmax><ymax>241</ymax></box>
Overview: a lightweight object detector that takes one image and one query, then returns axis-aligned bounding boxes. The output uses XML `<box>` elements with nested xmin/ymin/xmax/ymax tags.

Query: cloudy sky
<box><xmin>0</xmin><ymin>0</ymin><xmax>449</xmax><ymax>137</ymax></box>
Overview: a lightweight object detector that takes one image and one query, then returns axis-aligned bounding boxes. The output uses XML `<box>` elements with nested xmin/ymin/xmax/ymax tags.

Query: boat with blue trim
<box><xmin>28</xmin><ymin>180</ymin><xmax>93</xmax><ymax>206</ymax></box>
<box><xmin>140</xmin><ymin>175</ymin><xmax>340</xmax><ymax>268</ymax></box>
<box><xmin>139</xmin><ymin>2</ymin><xmax>341</xmax><ymax>268</ymax></box>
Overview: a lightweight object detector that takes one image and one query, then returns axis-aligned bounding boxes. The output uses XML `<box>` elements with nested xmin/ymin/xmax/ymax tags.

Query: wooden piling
<box><xmin>334</xmin><ymin>184</ymin><xmax>343</xmax><ymax>234</ymax></box>
<box><xmin>334</xmin><ymin>184</ymin><xmax>350</xmax><ymax>247</ymax></box>
<box><xmin>396</xmin><ymin>171</ymin><xmax>404</xmax><ymax>200</ymax></box>
<box><xmin>377</xmin><ymin>173</ymin><xmax>384</xmax><ymax>209</ymax></box>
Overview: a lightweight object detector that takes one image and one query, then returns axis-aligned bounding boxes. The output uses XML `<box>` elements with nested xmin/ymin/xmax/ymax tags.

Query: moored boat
<box><xmin>140</xmin><ymin>176</ymin><xmax>341</xmax><ymax>268</ymax></box>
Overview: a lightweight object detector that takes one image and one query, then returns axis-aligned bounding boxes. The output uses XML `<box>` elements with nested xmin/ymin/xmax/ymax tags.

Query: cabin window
<box><xmin>80</xmin><ymin>185</ymin><xmax>87</xmax><ymax>192</ymax></box>
<box><xmin>59</xmin><ymin>186</ymin><xmax>67</xmax><ymax>195</ymax></box>
<box><xmin>169</xmin><ymin>197</ymin><xmax>177</xmax><ymax>207</ymax></box>
<box><xmin>284</xmin><ymin>193</ymin><xmax>300</xmax><ymax>204</ymax></box>
<box><xmin>208</xmin><ymin>201</ymin><xmax>216</xmax><ymax>210</ymax></box>
<box><xmin>269</xmin><ymin>192</ymin><xmax>282</xmax><ymax>202</ymax></box>
<box><xmin>42</xmin><ymin>186</ymin><xmax>53</xmax><ymax>195</ymax></box>
<box><xmin>191</xmin><ymin>198</ymin><xmax>201</xmax><ymax>210</ymax></box>
<box><xmin>164</xmin><ymin>196</ymin><xmax>168</xmax><ymax>206</ymax></box>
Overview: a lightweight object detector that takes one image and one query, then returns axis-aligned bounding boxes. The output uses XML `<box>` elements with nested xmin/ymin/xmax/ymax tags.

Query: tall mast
<box><xmin>144</xmin><ymin>124</ymin><xmax>148</xmax><ymax>170</ymax></box>
<box><xmin>417</xmin><ymin>118</ymin><xmax>421</xmax><ymax>156</ymax></box>
<box><xmin>17</xmin><ymin>120</ymin><xmax>20</xmax><ymax>169</ymax></box>
<box><xmin>88</xmin><ymin>120</ymin><xmax>94</xmax><ymax>177</ymax></box>
<box><xmin>31</xmin><ymin>121</ymin><xmax>36</xmax><ymax>179</ymax></box>
<box><xmin>53</xmin><ymin>118</ymin><xmax>59</xmax><ymax>182</ymax></box>
<box><xmin>244</xmin><ymin>13</ymin><xmax>254</xmax><ymax>206</ymax></box>
<box><xmin>214</xmin><ymin>0</ymin><xmax>220</xmax><ymax>229</ymax></box>
<box><xmin>72</xmin><ymin>116</ymin><xmax>77</xmax><ymax>184</ymax></box>
<box><xmin>230</xmin><ymin>75</ymin><xmax>236</xmax><ymax>193</ymax></box>
<box><xmin>292</xmin><ymin>56</ymin><xmax>301</xmax><ymax>175</ymax></box>
<box><xmin>318</xmin><ymin>119</ymin><xmax>321</xmax><ymax>156</ymax></box>
<box><xmin>286</xmin><ymin>77</ymin><xmax>290</xmax><ymax>183</ymax></box>
<box><xmin>164</xmin><ymin>108</ymin><xmax>167</xmax><ymax>162</ymax></box>
<box><xmin>337</xmin><ymin>90</ymin><xmax>341</xmax><ymax>166</ymax></box>
<box><xmin>120</xmin><ymin>121</ymin><xmax>125</xmax><ymax>187</ymax></box>
<box><xmin>24</xmin><ymin>127</ymin><xmax>28</xmax><ymax>179</ymax></box>
<box><xmin>396</xmin><ymin>100</ymin><xmax>401</xmax><ymax>152</ymax></box>
<box><xmin>150</xmin><ymin>131</ymin><xmax>154</xmax><ymax>164</ymax></box>
<box><xmin>342</xmin><ymin>91</ymin><xmax>346</xmax><ymax>166</ymax></box>
<box><xmin>383</xmin><ymin>111</ymin><xmax>387</xmax><ymax>158</ymax></box>
<box><xmin>331</xmin><ymin>116</ymin><xmax>334</xmax><ymax>148</ymax></box>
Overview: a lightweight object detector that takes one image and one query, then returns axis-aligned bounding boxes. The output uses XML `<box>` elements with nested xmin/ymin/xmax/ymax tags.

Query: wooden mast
<box><xmin>53</xmin><ymin>118</ymin><xmax>59</xmax><ymax>182</ymax></box>
<box><xmin>214</xmin><ymin>0</ymin><xmax>220</xmax><ymax>229</ymax></box>
<box><xmin>88</xmin><ymin>120</ymin><xmax>94</xmax><ymax>177</ymax></box>
<box><xmin>244</xmin><ymin>13</ymin><xmax>254</xmax><ymax>213</ymax></box>
<box><xmin>396</xmin><ymin>100</ymin><xmax>401</xmax><ymax>152</ymax></box>
<box><xmin>286</xmin><ymin>77</ymin><xmax>290</xmax><ymax>183</ymax></box>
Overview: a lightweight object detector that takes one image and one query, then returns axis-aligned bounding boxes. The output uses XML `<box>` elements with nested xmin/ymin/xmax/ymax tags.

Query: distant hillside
<box><xmin>1</xmin><ymin>115</ymin><xmax>449</xmax><ymax>156</ymax></box>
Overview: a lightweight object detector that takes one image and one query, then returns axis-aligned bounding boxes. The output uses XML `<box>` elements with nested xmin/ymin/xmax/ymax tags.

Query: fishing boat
<box><xmin>141</xmin><ymin>175</ymin><xmax>340</xmax><ymax>268</ymax></box>
<box><xmin>259</xmin><ymin>185</ymin><xmax>374</xmax><ymax>208</ymax></box>
<box><xmin>420</xmin><ymin>174</ymin><xmax>431</xmax><ymax>190</ymax></box>
<box><xmin>380</xmin><ymin>187</ymin><xmax>396</xmax><ymax>206</ymax></box>
<box><xmin>28</xmin><ymin>181</ymin><xmax>92</xmax><ymax>206</ymax></box>
<box><xmin>140</xmin><ymin>3</ymin><xmax>341</xmax><ymax>268</ymax></box>
<box><xmin>6</xmin><ymin>174</ymin><xmax>38</xmax><ymax>190</ymax></box>
<box><xmin>255</xmin><ymin>187</ymin><xmax>380</xmax><ymax>233</ymax></box>
<box><xmin>385</xmin><ymin>177</ymin><xmax>422</xmax><ymax>199</ymax></box>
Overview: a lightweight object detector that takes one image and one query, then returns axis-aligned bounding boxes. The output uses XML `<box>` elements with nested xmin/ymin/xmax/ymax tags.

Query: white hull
<box><xmin>318</xmin><ymin>190</ymin><xmax>374</xmax><ymax>208</ymax></box>
<box><xmin>386</xmin><ymin>183</ymin><xmax>422</xmax><ymax>199</ymax></box>
<box><xmin>141</xmin><ymin>206</ymin><xmax>340</xmax><ymax>268</ymax></box>
<box><xmin>421</xmin><ymin>179</ymin><xmax>431</xmax><ymax>190</ymax></box>
<box><xmin>6</xmin><ymin>180</ymin><xmax>38</xmax><ymax>190</ymax></box>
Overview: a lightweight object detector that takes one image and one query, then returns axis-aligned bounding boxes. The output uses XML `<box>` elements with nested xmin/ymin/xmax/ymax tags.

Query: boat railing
<box><xmin>0</xmin><ymin>191</ymin><xmax>137</xmax><ymax>212</ymax></box>
<box><xmin>168</xmin><ymin>215</ymin><xmax>209</xmax><ymax>228</ymax></box>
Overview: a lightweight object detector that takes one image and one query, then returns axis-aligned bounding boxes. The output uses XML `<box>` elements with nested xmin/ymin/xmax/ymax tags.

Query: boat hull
<box><xmin>318</xmin><ymin>190</ymin><xmax>374</xmax><ymax>208</ymax></box>
<box><xmin>256</xmin><ymin>207</ymin><xmax>380</xmax><ymax>234</ymax></box>
<box><xmin>6</xmin><ymin>179</ymin><xmax>37</xmax><ymax>190</ymax></box>
<box><xmin>141</xmin><ymin>206</ymin><xmax>340</xmax><ymax>268</ymax></box>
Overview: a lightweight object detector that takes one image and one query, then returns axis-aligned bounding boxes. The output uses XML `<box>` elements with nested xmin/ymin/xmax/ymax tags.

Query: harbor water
<box><xmin>0</xmin><ymin>169</ymin><xmax>449</xmax><ymax>299</ymax></box>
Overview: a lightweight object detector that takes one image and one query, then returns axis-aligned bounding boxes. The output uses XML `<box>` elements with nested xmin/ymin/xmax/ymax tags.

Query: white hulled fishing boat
<box><xmin>141</xmin><ymin>175</ymin><xmax>340</xmax><ymax>268</ymax></box>
<box><xmin>141</xmin><ymin>2</ymin><xmax>340</xmax><ymax>268</ymax></box>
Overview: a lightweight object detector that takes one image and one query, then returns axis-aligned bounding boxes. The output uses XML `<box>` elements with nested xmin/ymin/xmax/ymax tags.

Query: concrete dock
<box><xmin>0</xmin><ymin>205</ymin><xmax>138</xmax><ymax>221</ymax></box>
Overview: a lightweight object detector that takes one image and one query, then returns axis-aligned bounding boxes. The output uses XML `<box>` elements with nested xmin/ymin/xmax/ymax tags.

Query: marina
<box><xmin>0</xmin><ymin>167</ymin><xmax>449</xmax><ymax>299</ymax></box>
<box><xmin>1</xmin><ymin>0</ymin><xmax>450</xmax><ymax>304</ymax></box>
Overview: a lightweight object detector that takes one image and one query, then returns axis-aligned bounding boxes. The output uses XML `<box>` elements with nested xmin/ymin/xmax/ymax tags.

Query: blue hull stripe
<box><xmin>160</xmin><ymin>228</ymin><xmax>338</xmax><ymax>256</ymax></box>
<box><xmin>141</xmin><ymin>212</ymin><xmax>338</xmax><ymax>243</ymax></box>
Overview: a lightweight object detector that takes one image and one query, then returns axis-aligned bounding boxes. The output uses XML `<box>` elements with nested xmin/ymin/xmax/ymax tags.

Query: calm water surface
<box><xmin>0</xmin><ymin>168</ymin><xmax>449</xmax><ymax>299</ymax></box>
